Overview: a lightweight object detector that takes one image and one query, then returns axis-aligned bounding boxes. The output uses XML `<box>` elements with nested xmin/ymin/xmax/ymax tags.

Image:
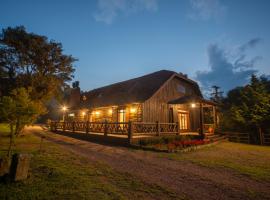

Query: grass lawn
<box><xmin>164</xmin><ymin>142</ymin><xmax>270</xmax><ymax>181</ymax></box>
<box><xmin>0</xmin><ymin>124</ymin><xmax>181</xmax><ymax>200</ymax></box>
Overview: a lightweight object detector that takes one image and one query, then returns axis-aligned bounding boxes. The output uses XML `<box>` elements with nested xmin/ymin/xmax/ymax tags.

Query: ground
<box><xmin>1</xmin><ymin>124</ymin><xmax>270</xmax><ymax>200</ymax></box>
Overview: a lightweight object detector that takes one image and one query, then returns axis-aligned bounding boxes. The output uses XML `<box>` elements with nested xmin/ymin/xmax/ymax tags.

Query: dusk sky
<box><xmin>1</xmin><ymin>0</ymin><xmax>270</xmax><ymax>95</ymax></box>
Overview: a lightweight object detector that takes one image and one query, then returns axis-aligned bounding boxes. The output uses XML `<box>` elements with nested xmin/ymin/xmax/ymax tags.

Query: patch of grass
<box><xmin>0</xmin><ymin>125</ymin><xmax>182</xmax><ymax>200</ymax></box>
<box><xmin>163</xmin><ymin>142</ymin><xmax>270</xmax><ymax>181</ymax></box>
<box><xmin>0</xmin><ymin>123</ymin><xmax>10</xmax><ymax>135</ymax></box>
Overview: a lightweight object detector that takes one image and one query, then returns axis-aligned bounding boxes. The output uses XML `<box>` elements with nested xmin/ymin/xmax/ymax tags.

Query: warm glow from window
<box><xmin>82</xmin><ymin>111</ymin><xmax>86</xmax><ymax>116</ymax></box>
<box><xmin>68</xmin><ymin>113</ymin><xmax>74</xmax><ymax>117</ymax></box>
<box><xmin>95</xmin><ymin>111</ymin><xmax>100</xmax><ymax>115</ymax></box>
<box><xmin>108</xmin><ymin>109</ymin><xmax>112</xmax><ymax>114</ymax></box>
<box><xmin>130</xmin><ymin>107</ymin><xmax>136</xmax><ymax>113</ymax></box>
<box><xmin>191</xmin><ymin>103</ymin><xmax>196</xmax><ymax>108</ymax></box>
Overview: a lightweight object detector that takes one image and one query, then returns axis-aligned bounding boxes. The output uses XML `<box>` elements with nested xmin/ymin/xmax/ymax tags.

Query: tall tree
<box><xmin>0</xmin><ymin>26</ymin><xmax>76</xmax><ymax>101</ymax></box>
<box><xmin>221</xmin><ymin>75</ymin><xmax>270</xmax><ymax>143</ymax></box>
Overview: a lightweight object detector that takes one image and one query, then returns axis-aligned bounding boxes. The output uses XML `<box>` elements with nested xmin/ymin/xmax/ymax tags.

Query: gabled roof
<box><xmin>168</xmin><ymin>95</ymin><xmax>217</xmax><ymax>106</ymax></box>
<box><xmin>81</xmin><ymin>70</ymin><xmax>202</xmax><ymax>108</ymax></box>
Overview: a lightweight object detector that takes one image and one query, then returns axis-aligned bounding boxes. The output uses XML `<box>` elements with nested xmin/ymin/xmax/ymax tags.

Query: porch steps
<box><xmin>205</xmin><ymin>134</ymin><xmax>228</xmax><ymax>143</ymax></box>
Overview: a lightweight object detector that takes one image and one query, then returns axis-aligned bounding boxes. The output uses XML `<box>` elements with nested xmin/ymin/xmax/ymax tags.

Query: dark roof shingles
<box><xmin>81</xmin><ymin>70</ymin><xmax>201</xmax><ymax>108</ymax></box>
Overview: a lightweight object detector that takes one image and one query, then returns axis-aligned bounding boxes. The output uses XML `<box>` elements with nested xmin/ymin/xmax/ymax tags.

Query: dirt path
<box><xmin>29</xmin><ymin>126</ymin><xmax>270</xmax><ymax>200</ymax></box>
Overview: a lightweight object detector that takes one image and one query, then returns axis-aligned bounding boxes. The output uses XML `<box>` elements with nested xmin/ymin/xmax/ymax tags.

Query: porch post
<box><xmin>104</xmin><ymin>120</ymin><xmax>108</xmax><ymax>136</ymax></box>
<box><xmin>128</xmin><ymin>121</ymin><xmax>133</xmax><ymax>144</ymax></box>
<box><xmin>156</xmin><ymin>121</ymin><xmax>160</xmax><ymax>136</ymax></box>
<box><xmin>199</xmin><ymin>103</ymin><xmax>204</xmax><ymax>138</ymax></box>
<box><xmin>213</xmin><ymin>106</ymin><xmax>216</xmax><ymax>129</ymax></box>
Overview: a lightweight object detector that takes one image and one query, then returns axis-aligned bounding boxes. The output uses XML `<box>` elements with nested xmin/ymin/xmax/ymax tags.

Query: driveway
<box><xmin>28</xmin><ymin>126</ymin><xmax>270</xmax><ymax>200</ymax></box>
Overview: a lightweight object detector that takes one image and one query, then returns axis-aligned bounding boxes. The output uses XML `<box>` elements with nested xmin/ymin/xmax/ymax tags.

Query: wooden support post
<box><xmin>72</xmin><ymin>121</ymin><xmax>75</xmax><ymax>133</ymax></box>
<box><xmin>213</xmin><ymin>106</ymin><xmax>216</xmax><ymax>130</ymax></box>
<box><xmin>156</xmin><ymin>121</ymin><xmax>160</xmax><ymax>136</ymax></box>
<box><xmin>176</xmin><ymin>122</ymin><xmax>180</xmax><ymax>135</ymax></box>
<box><xmin>199</xmin><ymin>103</ymin><xmax>205</xmax><ymax>139</ymax></box>
<box><xmin>86</xmin><ymin>121</ymin><xmax>89</xmax><ymax>134</ymax></box>
<box><xmin>104</xmin><ymin>120</ymin><xmax>108</xmax><ymax>136</ymax></box>
<box><xmin>63</xmin><ymin>122</ymin><xmax>66</xmax><ymax>132</ymax></box>
<box><xmin>128</xmin><ymin>121</ymin><xmax>133</xmax><ymax>144</ymax></box>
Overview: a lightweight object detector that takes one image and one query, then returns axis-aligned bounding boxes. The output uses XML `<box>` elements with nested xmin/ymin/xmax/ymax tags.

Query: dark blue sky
<box><xmin>1</xmin><ymin>0</ymin><xmax>270</xmax><ymax>94</ymax></box>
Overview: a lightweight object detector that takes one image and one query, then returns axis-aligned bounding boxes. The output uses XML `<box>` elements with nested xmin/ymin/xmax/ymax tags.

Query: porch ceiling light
<box><xmin>191</xmin><ymin>103</ymin><xmax>196</xmax><ymax>108</ymax></box>
<box><xmin>130</xmin><ymin>107</ymin><xmax>136</xmax><ymax>113</ymax></box>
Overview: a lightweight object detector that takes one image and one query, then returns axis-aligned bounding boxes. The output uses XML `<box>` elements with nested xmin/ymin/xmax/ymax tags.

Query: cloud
<box><xmin>94</xmin><ymin>0</ymin><xmax>158</xmax><ymax>24</ymax></box>
<box><xmin>188</xmin><ymin>0</ymin><xmax>226</xmax><ymax>21</ymax></box>
<box><xmin>196</xmin><ymin>38</ymin><xmax>262</xmax><ymax>96</ymax></box>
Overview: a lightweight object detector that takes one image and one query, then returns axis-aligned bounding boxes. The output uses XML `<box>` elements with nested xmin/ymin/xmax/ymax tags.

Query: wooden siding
<box><xmin>142</xmin><ymin>77</ymin><xmax>198</xmax><ymax>125</ymax></box>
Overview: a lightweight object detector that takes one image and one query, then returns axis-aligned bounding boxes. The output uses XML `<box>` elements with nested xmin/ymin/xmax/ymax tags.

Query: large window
<box><xmin>118</xmin><ymin>109</ymin><xmax>126</xmax><ymax>123</ymax></box>
<box><xmin>178</xmin><ymin>111</ymin><xmax>189</xmax><ymax>130</ymax></box>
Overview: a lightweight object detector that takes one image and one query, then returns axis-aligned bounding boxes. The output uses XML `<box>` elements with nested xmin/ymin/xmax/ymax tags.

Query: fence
<box><xmin>224</xmin><ymin>132</ymin><xmax>250</xmax><ymax>144</ymax></box>
<box><xmin>260</xmin><ymin>131</ymin><xmax>270</xmax><ymax>146</ymax></box>
<box><xmin>50</xmin><ymin>121</ymin><xmax>179</xmax><ymax>141</ymax></box>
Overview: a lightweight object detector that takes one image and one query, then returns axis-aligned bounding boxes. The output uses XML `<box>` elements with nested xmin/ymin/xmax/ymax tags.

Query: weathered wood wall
<box><xmin>142</xmin><ymin>76</ymin><xmax>200</xmax><ymax>131</ymax></box>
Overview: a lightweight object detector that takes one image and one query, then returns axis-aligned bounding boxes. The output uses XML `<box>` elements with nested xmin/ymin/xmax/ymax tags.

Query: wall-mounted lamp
<box><xmin>191</xmin><ymin>103</ymin><xmax>196</xmax><ymax>108</ymax></box>
<box><xmin>130</xmin><ymin>107</ymin><xmax>137</xmax><ymax>113</ymax></box>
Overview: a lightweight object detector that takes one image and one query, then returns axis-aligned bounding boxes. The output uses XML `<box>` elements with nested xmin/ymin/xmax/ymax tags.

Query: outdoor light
<box><xmin>61</xmin><ymin>106</ymin><xmax>67</xmax><ymax>122</ymax></box>
<box><xmin>82</xmin><ymin>111</ymin><xmax>86</xmax><ymax>116</ymax></box>
<box><xmin>95</xmin><ymin>111</ymin><xmax>100</xmax><ymax>115</ymax></box>
<box><xmin>68</xmin><ymin>113</ymin><xmax>75</xmax><ymax>117</ymax></box>
<box><xmin>62</xmin><ymin>106</ymin><xmax>67</xmax><ymax>111</ymax></box>
<box><xmin>108</xmin><ymin>109</ymin><xmax>113</xmax><ymax>114</ymax></box>
<box><xmin>130</xmin><ymin>107</ymin><xmax>136</xmax><ymax>113</ymax></box>
<box><xmin>191</xmin><ymin>103</ymin><xmax>196</xmax><ymax>108</ymax></box>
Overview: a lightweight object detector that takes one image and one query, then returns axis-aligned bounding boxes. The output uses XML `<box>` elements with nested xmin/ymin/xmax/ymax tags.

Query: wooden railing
<box><xmin>132</xmin><ymin>122</ymin><xmax>179</xmax><ymax>135</ymax></box>
<box><xmin>50</xmin><ymin>121</ymin><xmax>179</xmax><ymax>139</ymax></box>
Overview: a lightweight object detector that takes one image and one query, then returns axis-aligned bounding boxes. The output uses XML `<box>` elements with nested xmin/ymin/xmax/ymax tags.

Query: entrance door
<box><xmin>178</xmin><ymin>111</ymin><xmax>189</xmax><ymax>131</ymax></box>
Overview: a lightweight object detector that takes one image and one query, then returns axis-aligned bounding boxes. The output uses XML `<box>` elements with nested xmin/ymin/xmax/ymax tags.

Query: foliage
<box><xmin>0</xmin><ymin>87</ymin><xmax>46</xmax><ymax>156</ymax></box>
<box><xmin>221</xmin><ymin>75</ymin><xmax>270</xmax><ymax>143</ymax></box>
<box><xmin>0</xmin><ymin>26</ymin><xmax>76</xmax><ymax>102</ymax></box>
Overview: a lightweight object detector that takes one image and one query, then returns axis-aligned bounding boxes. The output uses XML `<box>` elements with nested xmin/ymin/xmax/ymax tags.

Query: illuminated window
<box><xmin>118</xmin><ymin>109</ymin><xmax>126</xmax><ymax>123</ymax></box>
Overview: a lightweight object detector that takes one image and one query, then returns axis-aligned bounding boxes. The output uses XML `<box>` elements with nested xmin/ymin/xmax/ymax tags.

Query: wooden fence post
<box><xmin>72</xmin><ymin>121</ymin><xmax>75</xmax><ymax>133</ymax></box>
<box><xmin>156</xmin><ymin>121</ymin><xmax>160</xmax><ymax>136</ymax></box>
<box><xmin>104</xmin><ymin>120</ymin><xmax>108</xmax><ymax>136</ymax></box>
<box><xmin>50</xmin><ymin>122</ymin><xmax>54</xmax><ymax>131</ymax></box>
<box><xmin>86</xmin><ymin>121</ymin><xmax>89</xmax><ymax>134</ymax></box>
<box><xmin>128</xmin><ymin>121</ymin><xmax>133</xmax><ymax>144</ymax></box>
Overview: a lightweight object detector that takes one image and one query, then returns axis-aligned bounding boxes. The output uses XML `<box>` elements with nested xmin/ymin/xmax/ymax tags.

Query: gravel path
<box><xmin>30</xmin><ymin>126</ymin><xmax>270</xmax><ymax>200</ymax></box>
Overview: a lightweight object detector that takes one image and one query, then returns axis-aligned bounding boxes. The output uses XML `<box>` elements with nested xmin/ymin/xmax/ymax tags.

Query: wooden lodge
<box><xmin>62</xmin><ymin>70</ymin><xmax>218</xmax><ymax>137</ymax></box>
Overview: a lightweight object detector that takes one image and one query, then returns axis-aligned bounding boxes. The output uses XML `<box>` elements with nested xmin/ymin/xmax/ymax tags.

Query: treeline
<box><xmin>220</xmin><ymin>75</ymin><xmax>270</xmax><ymax>143</ymax></box>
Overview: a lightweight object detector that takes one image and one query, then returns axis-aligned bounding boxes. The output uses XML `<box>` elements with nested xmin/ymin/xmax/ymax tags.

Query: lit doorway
<box><xmin>178</xmin><ymin>111</ymin><xmax>189</xmax><ymax>132</ymax></box>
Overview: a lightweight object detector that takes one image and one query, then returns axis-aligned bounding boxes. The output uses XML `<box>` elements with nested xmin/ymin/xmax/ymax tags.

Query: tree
<box><xmin>0</xmin><ymin>88</ymin><xmax>46</xmax><ymax>157</ymax></box>
<box><xmin>221</xmin><ymin>75</ymin><xmax>270</xmax><ymax>143</ymax></box>
<box><xmin>0</xmin><ymin>26</ymin><xmax>76</xmax><ymax>102</ymax></box>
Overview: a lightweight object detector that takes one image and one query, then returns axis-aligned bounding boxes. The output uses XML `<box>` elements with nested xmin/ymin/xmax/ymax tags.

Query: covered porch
<box><xmin>168</xmin><ymin>95</ymin><xmax>218</xmax><ymax>137</ymax></box>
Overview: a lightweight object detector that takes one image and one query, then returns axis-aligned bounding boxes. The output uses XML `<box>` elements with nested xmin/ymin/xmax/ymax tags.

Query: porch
<box><xmin>168</xmin><ymin>95</ymin><xmax>218</xmax><ymax>136</ymax></box>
